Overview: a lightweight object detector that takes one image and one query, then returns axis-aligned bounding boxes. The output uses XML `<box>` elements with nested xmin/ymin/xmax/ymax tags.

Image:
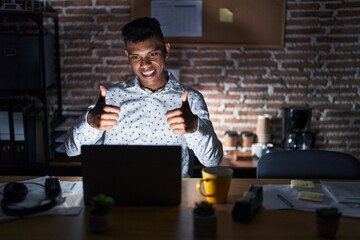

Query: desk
<box><xmin>0</xmin><ymin>177</ymin><xmax>359</xmax><ymax>240</ymax></box>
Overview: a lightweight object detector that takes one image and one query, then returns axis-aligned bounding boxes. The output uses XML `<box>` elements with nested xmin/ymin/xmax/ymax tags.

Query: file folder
<box><xmin>27</xmin><ymin>110</ymin><xmax>45</xmax><ymax>163</ymax></box>
<box><xmin>11</xmin><ymin>99</ymin><xmax>34</xmax><ymax>164</ymax></box>
<box><xmin>0</xmin><ymin>101</ymin><xmax>13</xmax><ymax>164</ymax></box>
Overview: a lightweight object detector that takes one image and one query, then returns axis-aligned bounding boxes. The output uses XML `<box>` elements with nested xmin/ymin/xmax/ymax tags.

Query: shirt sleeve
<box><xmin>64</xmin><ymin>110</ymin><xmax>105</xmax><ymax>156</ymax></box>
<box><xmin>183</xmin><ymin>90</ymin><xmax>223</xmax><ymax>166</ymax></box>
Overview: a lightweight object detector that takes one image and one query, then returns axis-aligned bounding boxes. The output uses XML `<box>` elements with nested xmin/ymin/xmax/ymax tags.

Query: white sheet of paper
<box><xmin>151</xmin><ymin>0</ymin><xmax>202</xmax><ymax>37</ymax></box>
<box><xmin>0</xmin><ymin>176</ymin><xmax>83</xmax><ymax>221</ymax></box>
<box><xmin>262</xmin><ymin>183</ymin><xmax>360</xmax><ymax>218</ymax></box>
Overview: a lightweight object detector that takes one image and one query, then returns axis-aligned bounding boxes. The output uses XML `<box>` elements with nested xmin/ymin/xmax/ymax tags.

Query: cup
<box><xmin>196</xmin><ymin>166</ymin><xmax>233</xmax><ymax>204</ymax></box>
<box><xmin>241</xmin><ymin>131</ymin><xmax>254</xmax><ymax>149</ymax></box>
<box><xmin>256</xmin><ymin>114</ymin><xmax>271</xmax><ymax>135</ymax></box>
<box><xmin>223</xmin><ymin>131</ymin><xmax>238</xmax><ymax>148</ymax></box>
<box><xmin>251</xmin><ymin>143</ymin><xmax>266</xmax><ymax>159</ymax></box>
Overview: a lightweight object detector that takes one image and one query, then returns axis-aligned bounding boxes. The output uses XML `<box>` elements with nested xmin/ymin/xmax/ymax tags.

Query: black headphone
<box><xmin>1</xmin><ymin>177</ymin><xmax>62</xmax><ymax>216</ymax></box>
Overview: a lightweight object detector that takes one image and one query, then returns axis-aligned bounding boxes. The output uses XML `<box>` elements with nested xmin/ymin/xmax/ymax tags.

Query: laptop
<box><xmin>81</xmin><ymin>145</ymin><xmax>182</xmax><ymax>206</ymax></box>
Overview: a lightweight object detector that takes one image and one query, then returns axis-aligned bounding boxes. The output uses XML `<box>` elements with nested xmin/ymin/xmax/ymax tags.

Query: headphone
<box><xmin>1</xmin><ymin>177</ymin><xmax>62</xmax><ymax>216</ymax></box>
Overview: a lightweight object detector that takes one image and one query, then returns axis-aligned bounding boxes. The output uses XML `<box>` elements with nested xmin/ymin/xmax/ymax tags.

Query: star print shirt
<box><xmin>65</xmin><ymin>72</ymin><xmax>223</xmax><ymax>177</ymax></box>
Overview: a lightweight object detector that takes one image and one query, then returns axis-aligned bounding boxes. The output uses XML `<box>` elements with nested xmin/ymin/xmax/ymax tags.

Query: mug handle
<box><xmin>196</xmin><ymin>179</ymin><xmax>209</xmax><ymax>197</ymax></box>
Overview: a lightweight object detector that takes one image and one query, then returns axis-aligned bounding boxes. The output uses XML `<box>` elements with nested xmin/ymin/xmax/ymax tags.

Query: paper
<box><xmin>262</xmin><ymin>183</ymin><xmax>331</xmax><ymax>211</ymax></box>
<box><xmin>262</xmin><ymin>183</ymin><xmax>360</xmax><ymax>218</ymax></box>
<box><xmin>151</xmin><ymin>0</ymin><xmax>202</xmax><ymax>37</ymax></box>
<box><xmin>0</xmin><ymin>176</ymin><xmax>83</xmax><ymax>221</ymax></box>
<box><xmin>321</xmin><ymin>181</ymin><xmax>360</xmax><ymax>204</ymax></box>
<box><xmin>219</xmin><ymin>8</ymin><xmax>233</xmax><ymax>23</ymax></box>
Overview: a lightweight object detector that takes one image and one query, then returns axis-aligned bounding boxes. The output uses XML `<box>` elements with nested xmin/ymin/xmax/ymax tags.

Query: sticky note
<box><xmin>219</xmin><ymin>8</ymin><xmax>233</xmax><ymax>23</ymax></box>
<box><xmin>298</xmin><ymin>191</ymin><xmax>324</xmax><ymax>202</ymax></box>
<box><xmin>291</xmin><ymin>180</ymin><xmax>315</xmax><ymax>189</ymax></box>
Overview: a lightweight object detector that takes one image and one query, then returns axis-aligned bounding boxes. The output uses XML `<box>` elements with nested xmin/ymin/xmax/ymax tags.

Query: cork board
<box><xmin>131</xmin><ymin>0</ymin><xmax>286</xmax><ymax>49</ymax></box>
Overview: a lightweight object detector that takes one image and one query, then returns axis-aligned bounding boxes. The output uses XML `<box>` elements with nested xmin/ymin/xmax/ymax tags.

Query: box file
<box><xmin>11</xmin><ymin>100</ymin><xmax>33</xmax><ymax>164</ymax></box>
<box><xmin>0</xmin><ymin>100</ymin><xmax>14</xmax><ymax>164</ymax></box>
<box><xmin>27</xmin><ymin>110</ymin><xmax>45</xmax><ymax>163</ymax></box>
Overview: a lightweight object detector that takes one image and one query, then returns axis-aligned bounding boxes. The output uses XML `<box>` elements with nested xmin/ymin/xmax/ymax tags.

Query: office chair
<box><xmin>257</xmin><ymin>150</ymin><xmax>360</xmax><ymax>179</ymax></box>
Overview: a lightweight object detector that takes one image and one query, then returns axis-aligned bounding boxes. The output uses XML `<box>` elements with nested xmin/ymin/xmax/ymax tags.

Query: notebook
<box><xmin>81</xmin><ymin>145</ymin><xmax>182</xmax><ymax>206</ymax></box>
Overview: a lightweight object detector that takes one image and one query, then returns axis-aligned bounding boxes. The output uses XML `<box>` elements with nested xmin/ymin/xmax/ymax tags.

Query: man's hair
<box><xmin>122</xmin><ymin>17</ymin><xmax>165</xmax><ymax>45</ymax></box>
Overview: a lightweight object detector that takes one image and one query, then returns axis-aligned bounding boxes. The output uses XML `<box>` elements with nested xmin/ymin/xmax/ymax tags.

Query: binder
<box><xmin>0</xmin><ymin>100</ymin><xmax>14</xmax><ymax>164</ymax></box>
<box><xmin>27</xmin><ymin>110</ymin><xmax>45</xmax><ymax>163</ymax></box>
<box><xmin>11</xmin><ymin>100</ymin><xmax>32</xmax><ymax>164</ymax></box>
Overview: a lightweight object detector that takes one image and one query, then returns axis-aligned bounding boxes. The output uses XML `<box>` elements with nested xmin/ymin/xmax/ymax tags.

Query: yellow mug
<box><xmin>196</xmin><ymin>166</ymin><xmax>233</xmax><ymax>204</ymax></box>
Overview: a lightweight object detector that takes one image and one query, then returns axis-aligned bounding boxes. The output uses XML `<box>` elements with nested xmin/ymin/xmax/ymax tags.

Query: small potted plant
<box><xmin>316</xmin><ymin>207</ymin><xmax>342</xmax><ymax>238</ymax></box>
<box><xmin>193</xmin><ymin>201</ymin><xmax>217</xmax><ymax>237</ymax></box>
<box><xmin>88</xmin><ymin>194</ymin><xmax>114</xmax><ymax>234</ymax></box>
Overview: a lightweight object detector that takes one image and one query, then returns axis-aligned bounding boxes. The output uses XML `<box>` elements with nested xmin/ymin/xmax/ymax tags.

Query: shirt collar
<box><xmin>129</xmin><ymin>71</ymin><xmax>184</xmax><ymax>93</ymax></box>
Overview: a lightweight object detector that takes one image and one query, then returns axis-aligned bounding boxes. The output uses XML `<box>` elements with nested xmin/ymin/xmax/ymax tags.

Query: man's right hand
<box><xmin>87</xmin><ymin>85</ymin><xmax>120</xmax><ymax>130</ymax></box>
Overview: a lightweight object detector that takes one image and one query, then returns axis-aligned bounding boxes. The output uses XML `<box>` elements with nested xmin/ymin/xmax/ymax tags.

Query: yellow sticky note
<box><xmin>291</xmin><ymin>180</ymin><xmax>315</xmax><ymax>189</ymax></box>
<box><xmin>298</xmin><ymin>191</ymin><xmax>324</xmax><ymax>202</ymax></box>
<box><xmin>219</xmin><ymin>8</ymin><xmax>233</xmax><ymax>23</ymax></box>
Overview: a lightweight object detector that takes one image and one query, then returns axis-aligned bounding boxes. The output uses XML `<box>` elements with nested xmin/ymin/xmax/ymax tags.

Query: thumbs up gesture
<box><xmin>87</xmin><ymin>84</ymin><xmax>120</xmax><ymax>130</ymax></box>
<box><xmin>166</xmin><ymin>90</ymin><xmax>198</xmax><ymax>134</ymax></box>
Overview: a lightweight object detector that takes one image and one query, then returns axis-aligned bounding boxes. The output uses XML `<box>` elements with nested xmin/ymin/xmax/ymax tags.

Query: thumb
<box><xmin>181</xmin><ymin>90</ymin><xmax>189</xmax><ymax>105</ymax></box>
<box><xmin>95</xmin><ymin>84</ymin><xmax>106</xmax><ymax>107</ymax></box>
<box><xmin>99</xmin><ymin>84</ymin><xmax>107</xmax><ymax>98</ymax></box>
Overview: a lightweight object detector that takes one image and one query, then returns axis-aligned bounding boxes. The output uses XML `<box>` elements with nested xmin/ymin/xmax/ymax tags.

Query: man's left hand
<box><xmin>166</xmin><ymin>90</ymin><xmax>198</xmax><ymax>134</ymax></box>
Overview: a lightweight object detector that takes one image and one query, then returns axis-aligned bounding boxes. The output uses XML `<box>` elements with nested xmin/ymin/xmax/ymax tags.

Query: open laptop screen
<box><xmin>81</xmin><ymin>145</ymin><xmax>182</xmax><ymax>206</ymax></box>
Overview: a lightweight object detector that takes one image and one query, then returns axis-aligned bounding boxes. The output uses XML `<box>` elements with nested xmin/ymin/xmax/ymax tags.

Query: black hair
<box><xmin>122</xmin><ymin>17</ymin><xmax>165</xmax><ymax>45</ymax></box>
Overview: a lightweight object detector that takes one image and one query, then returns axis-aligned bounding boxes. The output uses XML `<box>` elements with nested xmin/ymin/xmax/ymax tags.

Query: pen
<box><xmin>70</xmin><ymin>183</ymin><xmax>76</xmax><ymax>191</ymax></box>
<box><xmin>277</xmin><ymin>194</ymin><xmax>294</xmax><ymax>208</ymax></box>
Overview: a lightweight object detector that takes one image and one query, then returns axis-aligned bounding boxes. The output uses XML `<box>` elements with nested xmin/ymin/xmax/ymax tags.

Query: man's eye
<box><xmin>130</xmin><ymin>55</ymin><xmax>140</xmax><ymax>60</ymax></box>
<box><xmin>149</xmin><ymin>52</ymin><xmax>159</xmax><ymax>57</ymax></box>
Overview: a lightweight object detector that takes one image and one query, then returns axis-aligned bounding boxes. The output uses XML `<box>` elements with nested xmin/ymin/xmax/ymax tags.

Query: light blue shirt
<box><xmin>65</xmin><ymin>72</ymin><xmax>223</xmax><ymax>177</ymax></box>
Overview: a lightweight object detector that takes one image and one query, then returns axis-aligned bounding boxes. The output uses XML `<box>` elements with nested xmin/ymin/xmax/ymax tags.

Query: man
<box><xmin>65</xmin><ymin>17</ymin><xmax>223</xmax><ymax>177</ymax></box>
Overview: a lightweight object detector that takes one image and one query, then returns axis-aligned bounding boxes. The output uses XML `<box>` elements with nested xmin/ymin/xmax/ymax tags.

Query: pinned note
<box><xmin>219</xmin><ymin>8</ymin><xmax>233</xmax><ymax>23</ymax></box>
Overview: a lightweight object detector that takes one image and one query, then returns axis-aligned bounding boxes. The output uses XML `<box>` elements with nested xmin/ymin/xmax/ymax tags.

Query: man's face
<box><xmin>124</xmin><ymin>36</ymin><xmax>170</xmax><ymax>91</ymax></box>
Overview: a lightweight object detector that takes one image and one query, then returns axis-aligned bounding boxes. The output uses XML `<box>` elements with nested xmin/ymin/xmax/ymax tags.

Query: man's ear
<box><xmin>124</xmin><ymin>49</ymin><xmax>129</xmax><ymax>57</ymax></box>
<box><xmin>165</xmin><ymin>43</ymin><xmax>170</xmax><ymax>58</ymax></box>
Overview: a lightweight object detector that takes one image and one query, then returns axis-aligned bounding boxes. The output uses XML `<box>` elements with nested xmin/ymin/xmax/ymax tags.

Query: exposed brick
<box><xmin>194</xmin><ymin>60</ymin><xmax>233</xmax><ymax>67</ymax></box>
<box><xmin>287</xmin><ymin>45</ymin><xmax>331</xmax><ymax>51</ymax></box>
<box><xmin>325</xmin><ymin>2</ymin><xmax>360</xmax><ymax>9</ymax></box>
<box><xmin>275</xmin><ymin>53</ymin><xmax>316</xmax><ymax>60</ymax></box>
<box><xmin>286</xmin><ymin>19</ymin><xmax>319</xmax><ymax>26</ymax></box>
<box><xmin>227</xmin><ymin>70</ymin><xmax>266</xmax><ymax>76</ymax></box>
<box><xmin>65</xmin><ymin>8</ymin><xmax>107</xmax><ymax>15</ymax></box>
<box><xmin>231</xmin><ymin>53</ymin><xmax>271</xmax><ymax>59</ymax></box>
<box><xmin>327</xmin><ymin>62</ymin><xmax>360</xmax><ymax>69</ymax></box>
<box><xmin>337</xmin><ymin>10</ymin><xmax>360</xmax><ymax>17</ymax></box>
<box><xmin>321</xmin><ymin>18</ymin><xmax>360</xmax><ymax>26</ymax></box>
<box><xmin>59</xmin><ymin>16</ymin><xmax>94</xmax><ymax>23</ymax></box>
<box><xmin>286</xmin><ymin>28</ymin><xmax>325</xmax><ymax>35</ymax></box>
<box><xmin>96</xmin><ymin>0</ymin><xmax>130</xmax><ymax>6</ymax></box>
<box><xmin>52</xmin><ymin>0</ymin><xmax>92</xmax><ymax>7</ymax></box>
<box><xmin>291</xmin><ymin>11</ymin><xmax>333</xmax><ymax>18</ymax></box>
<box><xmin>97</xmin><ymin>16</ymin><xmax>129</xmax><ymax>23</ymax></box>
<box><xmin>48</xmin><ymin>0</ymin><xmax>360</xmax><ymax>159</ymax></box>
<box><xmin>316</xmin><ymin>36</ymin><xmax>358</xmax><ymax>43</ymax></box>
<box><xmin>64</xmin><ymin>58</ymin><xmax>102</xmax><ymax>65</ymax></box>
<box><xmin>186</xmin><ymin>52</ymin><xmax>226</xmax><ymax>59</ymax></box>
<box><xmin>331</xmin><ymin>28</ymin><xmax>360</xmax><ymax>34</ymax></box>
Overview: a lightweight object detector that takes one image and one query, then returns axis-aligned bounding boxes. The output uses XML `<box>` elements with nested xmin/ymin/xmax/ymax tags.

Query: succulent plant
<box><xmin>90</xmin><ymin>194</ymin><xmax>114</xmax><ymax>215</ymax></box>
<box><xmin>194</xmin><ymin>201</ymin><xmax>215</xmax><ymax>216</ymax></box>
<box><xmin>316</xmin><ymin>207</ymin><xmax>341</xmax><ymax>220</ymax></box>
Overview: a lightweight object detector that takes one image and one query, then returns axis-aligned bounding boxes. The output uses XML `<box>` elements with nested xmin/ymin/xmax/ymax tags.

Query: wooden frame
<box><xmin>131</xmin><ymin>0</ymin><xmax>286</xmax><ymax>49</ymax></box>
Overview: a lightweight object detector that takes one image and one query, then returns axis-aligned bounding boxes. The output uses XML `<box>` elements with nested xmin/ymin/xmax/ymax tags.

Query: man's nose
<box><xmin>140</xmin><ymin>57</ymin><xmax>151</xmax><ymax>66</ymax></box>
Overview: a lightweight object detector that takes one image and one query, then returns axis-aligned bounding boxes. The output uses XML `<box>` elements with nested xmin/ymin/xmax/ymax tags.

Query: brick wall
<box><xmin>52</xmin><ymin>0</ymin><xmax>360</xmax><ymax>159</ymax></box>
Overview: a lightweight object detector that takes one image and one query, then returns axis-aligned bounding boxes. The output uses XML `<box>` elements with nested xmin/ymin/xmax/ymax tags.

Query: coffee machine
<box><xmin>282</xmin><ymin>107</ymin><xmax>313</xmax><ymax>150</ymax></box>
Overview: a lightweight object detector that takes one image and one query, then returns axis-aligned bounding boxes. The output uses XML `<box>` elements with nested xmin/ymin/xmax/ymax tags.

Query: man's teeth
<box><xmin>142</xmin><ymin>70</ymin><xmax>155</xmax><ymax>76</ymax></box>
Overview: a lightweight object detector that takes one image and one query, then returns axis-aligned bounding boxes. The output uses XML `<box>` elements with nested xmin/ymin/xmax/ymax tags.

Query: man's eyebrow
<box><xmin>127</xmin><ymin>49</ymin><xmax>161</xmax><ymax>56</ymax></box>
